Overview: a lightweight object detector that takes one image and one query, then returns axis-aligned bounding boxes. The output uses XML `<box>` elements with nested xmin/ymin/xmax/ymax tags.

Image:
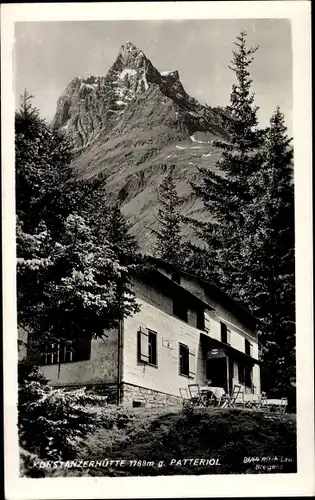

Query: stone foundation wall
<box><xmin>121</xmin><ymin>383</ymin><xmax>183</xmax><ymax>409</ymax></box>
<box><xmin>52</xmin><ymin>382</ymin><xmax>183</xmax><ymax>409</ymax></box>
<box><xmin>54</xmin><ymin>383</ymin><xmax>119</xmax><ymax>404</ymax></box>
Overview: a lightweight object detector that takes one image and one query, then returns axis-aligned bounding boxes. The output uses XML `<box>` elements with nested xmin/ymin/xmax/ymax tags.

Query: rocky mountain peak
<box><xmin>52</xmin><ymin>41</ymin><xmax>228</xmax><ymax>151</ymax></box>
<box><xmin>119</xmin><ymin>41</ymin><xmax>145</xmax><ymax>62</ymax></box>
<box><xmin>51</xmin><ymin>41</ymin><xmax>231</xmax><ymax>251</ymax></box>
<box><xmin>105</xmin><ymin>41</ymin><xmax>161</xmax><ymax>90</ymax></box>
<box><xmin>114</xmin><ymin>41</ymin><xmax>146</xmax><ymax>70</ymax></box>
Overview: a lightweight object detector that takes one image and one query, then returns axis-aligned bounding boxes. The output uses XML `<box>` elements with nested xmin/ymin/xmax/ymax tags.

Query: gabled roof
<box><xmin>143</xmin><ymin>256</ymin><xmax>257</xmax><ymax>331</ymax></box>
<box><xmin>139</xmin><ymin>263</ymin><xmax>215</xmax><ymax>312</ymax></box>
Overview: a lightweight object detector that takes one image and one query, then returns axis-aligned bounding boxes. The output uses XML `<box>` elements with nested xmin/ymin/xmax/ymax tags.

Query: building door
<box><xmin>206</xmin><ymin>357</ymin><xmax>228</xmax><ymax>392</ymax></box>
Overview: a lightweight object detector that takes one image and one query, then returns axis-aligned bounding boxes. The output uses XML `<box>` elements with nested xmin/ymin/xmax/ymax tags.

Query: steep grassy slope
<box><xmin>72</xmin><ymin>104</ymin><xmax>222</xmax><ymax>252</ymax></box>
<box><xmin>37</xmin><ymin>408</ymin><xmax>296</xmax><ymax>477</ymax></box>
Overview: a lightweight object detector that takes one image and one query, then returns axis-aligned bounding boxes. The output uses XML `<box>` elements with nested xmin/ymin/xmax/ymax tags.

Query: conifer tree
<box><xmin>249</xmin><ymin>107</ymin><xmax>295</xmax><ymax>399</ymax></box>
<box><xmin>90</xmin><ymin>201</ymin><xmax>138</xmax><ymax>261</ymax></box>
<box><xmin>155</xmin><ymin>166</ymin><xmax>183</xmax><ymax>265</ymax></box>
<box><xmin>16</xmin><ymin>92</ymin><xmax>139</xmax><ymax>351</ymax></box>
<box><xmin>192</xmin><ymin>31</ymin><xmax>264</xmax><ymax>296</ymax></box>
<box><xmin>16</xmin><ymin>91</ymin><xmax>74</xmax><ymax>236</ymax></box>
<box><xmin>193</xmin><ymin>34</ymin><xmax>295</xmax><ymax>400</ymax></box>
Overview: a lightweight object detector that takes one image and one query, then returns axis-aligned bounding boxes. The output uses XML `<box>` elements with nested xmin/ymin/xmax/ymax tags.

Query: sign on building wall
<box><xmin>162</xmin><ymin>338</ymin><xmax>173</xmax><ymax>349</ymax></box>
<box><xmin>207</xmin><ymin>347</ymin><xmax>226</xmax><ymax>359</ymax></box>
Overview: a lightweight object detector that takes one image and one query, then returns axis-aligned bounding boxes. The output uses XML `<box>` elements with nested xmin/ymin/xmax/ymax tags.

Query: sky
<box><xmin>14</xmin><ymin>19</ymin><xmax>293</xmax><ymax>134</ymax></box>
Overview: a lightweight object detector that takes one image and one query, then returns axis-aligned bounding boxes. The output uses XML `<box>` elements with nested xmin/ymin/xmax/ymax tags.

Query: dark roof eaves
<box><xmin>146</xmin><ymin>256</ymin><xmax>256</xmax><ymax>325</ymax></box>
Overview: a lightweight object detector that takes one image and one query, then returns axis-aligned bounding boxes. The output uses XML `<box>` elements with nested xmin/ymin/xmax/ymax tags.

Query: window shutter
<box><xmin>138</xmin><ymin>327</ymin><xmax>149</xmax><ymax>362</ymax></box>
<box><xmin>204</xmin><ymin>312</ymin><xmax>211</xmax><ymax>333</ymax></box>
<box><xmin>189</xmin><ymin>349</ymin><xmax>196</xmax><ymax>377</ymax></box>
<box><xmin>245</xmin><ymin>339</ymin><xmax>251</xmax><ymax>356</ymax></box>
<box><xmin>197</xmin><ymin>309</ymin><xmax>205</xmax><ymax>330</ymax></box>
<box><xmin>227</xmin><ymin>329</ymin><xmax>231</xmax><ymax>345</ymax></box>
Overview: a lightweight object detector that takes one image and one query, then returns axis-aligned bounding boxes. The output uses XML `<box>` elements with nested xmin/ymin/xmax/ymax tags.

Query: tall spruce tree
<box><xmin>155</xmin><ymin>166</ymin><xmax>183</xmax><ymax>265</ymax></box>
<box><xmin>93</xmin><ymin>201</ymin><xmax>138</xmax><ymax>261</ymax></box>
<box><xmin>192</xmin><ymin>31</ymin><xmax>295</xmax><ymax>401</ymax></box>
<box><xmin>192</xmin><ymin>31</ymin><xmax>264</xmax><ymax>298</ymax></box>
<box><xmin>249</xmin><ymin>107</ymin><xmax>295</xmax><ymax>400</ymax></box>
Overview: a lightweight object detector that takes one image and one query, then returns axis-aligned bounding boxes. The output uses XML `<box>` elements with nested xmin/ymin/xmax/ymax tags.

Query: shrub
<box><xmin>19</xmin><ymin>447</ymin><xmax>45</xmax><ymax>478</ymax></box>
<box><xmin>18</xmin><ymin>362</ymin><xmax>108</xmax><ymax>462</ymax></box>
<box><xmin>182</xmin><ymin>403</ymin><xmax>195</xmax><ymax>418</ymax></box>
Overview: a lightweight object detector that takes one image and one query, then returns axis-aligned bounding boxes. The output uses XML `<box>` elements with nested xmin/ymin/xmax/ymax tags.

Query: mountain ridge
<box><xmin>52</xmin><ymin>41</ymin><xmax>228</xmax><ymax>252</ymax></box>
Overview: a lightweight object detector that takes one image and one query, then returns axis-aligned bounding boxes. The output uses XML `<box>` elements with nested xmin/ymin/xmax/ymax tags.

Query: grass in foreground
<box><xmin>38</xmin><ymin>407</ymin><xmax>296</xmax><ymax>477</ymax></box>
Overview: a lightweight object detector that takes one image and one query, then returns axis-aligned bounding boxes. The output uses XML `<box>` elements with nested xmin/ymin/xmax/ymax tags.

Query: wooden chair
<box><xmin>188</xmin><ymin>383</ymin><xmax>205</xmax><ymax>407</ymax></box>
<box><xmin>232</xmin><ymin>385</ymin><xmax>244</xmax><ymax>407</ymax></box>
<box><xmin>257</xmin><ymin>391</ymin><xmax>268</xmax><ymax>410</ymax></box>
<box><xmin>266</xmin><ymin>397</ymin><xmax>288</xmax><ymax>413</ymax></box>
<box><xmin>179</xmin><ymin>388</ymin><xmax>190</xmax><ymax>407</ymax></box>
<box><xmin>220</xmin><ymin>384</ymin><xmax>244</xmax><ymax>408</ymax></box>
<box><xmin>179</xmin><ymin>387</ymin><xmax>189</xmax><ymax>399</ymax></box>
<box><xmin>243</xmin><ymin>393</ymin><xmax>255</xmax><ymax>409</ymax></box>
<box><xmin>244</xmin><ymin>392</ymin><xmax>266</xmax><ymax>411</ymax></box>
<box><xmin>279</xmin><ymin>397</ymin><xmax>288</xmax><ymax>413</ymax></box>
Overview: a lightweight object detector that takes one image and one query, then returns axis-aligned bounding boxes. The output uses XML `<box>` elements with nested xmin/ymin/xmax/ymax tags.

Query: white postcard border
<box><xmin>1</xmin><ymin>2</ymin><xmax>313</xmax><ymax>499</ymax></box>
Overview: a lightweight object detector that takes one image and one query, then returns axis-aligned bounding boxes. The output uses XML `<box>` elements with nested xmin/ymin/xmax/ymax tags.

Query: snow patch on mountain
<box><xmin>80</xmin><ymin>82</ymin><xmax>97</xmax><ymax>90</ymax></box>
<box><xmin>119</xmin><ymin>68</ymin><xmax>137</xmax><ymax>80</ymax></box>
<box><xmin>190</xmin><ymin>134</ymin><xmax>212</xmax><ymax>144</ymax></box>
<box><xmin>141</xmin><ymin>70</ymin><xmax>149</xmax><ymax>90</ymax></box>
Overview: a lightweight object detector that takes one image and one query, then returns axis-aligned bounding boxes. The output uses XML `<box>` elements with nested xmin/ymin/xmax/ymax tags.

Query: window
<box><xmin>245</xmin><ymin>366</ymin><xmax>252</xmax><ymax>388</ymax></box>
<box><xmin>220</xmin><ymin>322</ymin><xmax>231</xmax><ymax>345</ymax></box>
<box><xmin>179</xmin><ymin>343</ymin><xmax>189</xmax><ymax>376</ymax></box>
<box><xmin>138</xmin><ymin>327</ymin><xmax>158</xmax><ymax>366</ymax></box>
<box><xmin>238</xmin><ymin>365</ymin><xmax>252</xmax><ymax>388</ymax></box>
<box><xmin>44</xmin><ymin>342</ymin><xmax>60</xmax><ymax>365</ymax></box>
<box><xmin>173</xmin><ymin>299</ymin><xmax>188</xmax><ymax>323</ymax></box>
<box><xmin>42</xmin><ymin>337</ymin><xmax>91</xmax><ymax>365</ymax></box>
<box><xmin>221</xmin><ymin>322</ymin><xmax>227</xmax><ymax>343</ymax></box>
<box><xmin>179</xmin><ymin>343</ymin><xmax>195</xmax><ymax>377</ymax></box>
<box><xmin>171</xmin><ymin>272</ymin><xmax>181</xmax><ymax>284</ymax></box>
<box><xmin>196</xmin><ymin>309</ymin><xmax>205</xmax><ymax>330</ymax></box>
<box><xmin>238</xmin><ymin>364</ymin><xmax>245</xmax><ymax>384</ymax></box>
<box><xmin>245</xmin><ymin>339</ymin><xmax>251</xmax><ymax>356</ymax></box>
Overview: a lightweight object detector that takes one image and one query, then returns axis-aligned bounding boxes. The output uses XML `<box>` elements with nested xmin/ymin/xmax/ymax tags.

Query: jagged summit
<box><xmin>120</xmin><ymin>40</ymin><xmax>139</xmax><ymax>51</ymax></box>
<box><xmin>51</xmin><ymin>42</ymin><xmax>230</xmax><ymax>251</ymax></box>
<box><xmin>119</xmin><ymin>41</ymin><xmax>144</xmax><ymax>58</ymax></box>
<box><xmin>118</xmin><ymin>42</ymin><xmax>181</xmax><ymax>83</ymax></box>
<box><xmin>52</xmin><ymin>41</ymin><xmax>229</xmax><ymax>150</ymax></box>
<box><xmin>115</xmin><ymin>41</ymin><xmax>146</xmax><ymax>68</ymax></box>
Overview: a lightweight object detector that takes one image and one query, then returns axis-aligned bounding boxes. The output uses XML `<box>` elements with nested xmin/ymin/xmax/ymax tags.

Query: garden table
<box><xmin>200</xmin><ymin>386</ymin><xmax>225</xmax><ymax>406</ymax></box>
